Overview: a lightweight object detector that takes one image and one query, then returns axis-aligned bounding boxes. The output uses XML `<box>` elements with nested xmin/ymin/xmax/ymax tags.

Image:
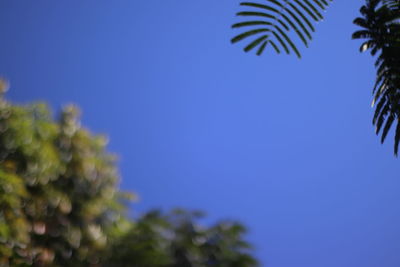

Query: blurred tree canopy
<box><xmin>106</xmin><ymin>209</ymin><xmax>258</xmax><ymax>267</ymax></box>
<box><xmin>0</xmin><ymin>87</ymin><xmax>258</xmax><ymax>267</ymax></box>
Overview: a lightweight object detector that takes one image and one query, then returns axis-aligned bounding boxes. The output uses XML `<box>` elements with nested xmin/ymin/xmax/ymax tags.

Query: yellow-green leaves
<box><xmin>0</xmin><ymin>98</ymin><xmax>122</xmax><ymax>266</ymax></box>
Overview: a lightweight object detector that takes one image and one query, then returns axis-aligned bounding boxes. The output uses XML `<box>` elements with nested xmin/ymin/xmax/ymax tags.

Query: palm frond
<box><xmin>353</xmin><ymin>0</ymin><xmax>400</xmax><ymax>155</ymax></box>
<box><xmin>231</xmin><ymin>0</ymin><xmax>333</xmax><ymax>57</ymax></box>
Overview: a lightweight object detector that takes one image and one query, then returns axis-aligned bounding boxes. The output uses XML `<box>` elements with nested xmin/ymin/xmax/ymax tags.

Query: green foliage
<box><xmin>0</xmin><ymin>92</ymin><xmax>123</xmax><ymax>266</ymax></box>
<box><xmin>352</xmin><ymin>0</ymin><xmax>400</xmax><ymax>154</ymax></box>
<box><xmin>231</xmin><ymin>0</ymin><xmax>333</xmax><ymax>57</ymax></box>
<box><xmin>0</xmin><ymin>92</ymin><xmax>258</xmax><ymax>266</ymax></box>
<box><xmin>106</xmin><ymin>209</ymin><xmax>259</xmax><ymax>267</ymax></box>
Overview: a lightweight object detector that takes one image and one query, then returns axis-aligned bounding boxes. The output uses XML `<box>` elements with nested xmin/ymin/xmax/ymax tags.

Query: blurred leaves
<box><xmin>105</xmin><ymin>209</ymin><xmax>259</xmax><ymax>267</ymax></box>
<box><xmin>0</xmin><ymin>94</ymin><xmax>258</xmax><ymax>266</ymax></box>
<box><xmin>0</xmin><ymin>93</ymin><xmax>122</xmax><ymax>266</ymax></box>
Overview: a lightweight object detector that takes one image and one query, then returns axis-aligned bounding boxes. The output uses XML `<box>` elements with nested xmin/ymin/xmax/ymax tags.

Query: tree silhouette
<box><xmin>231</xmin><ymin>0</ymin><xmax>400</xmax><ymax>155</ymax></box>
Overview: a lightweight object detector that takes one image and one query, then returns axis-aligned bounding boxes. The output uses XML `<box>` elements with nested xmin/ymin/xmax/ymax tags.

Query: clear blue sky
<box><xmin>1</xmin><ymin>1</ymin><xmax>400</xmax><ymax>266</ymax></box>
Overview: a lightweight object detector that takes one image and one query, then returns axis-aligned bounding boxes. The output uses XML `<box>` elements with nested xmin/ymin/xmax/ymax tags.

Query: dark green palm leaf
<box><xmin>245</xmin><ymin>35</ymin><xmax>269</xmax><ymax>51</ymax></box>
<box><xmin>293</xmin><ymin>0</ymin><xmax>320</xmax><ymax>21</ymax></box>
<box><xmin>231</xmin><ymin>0</ymin><xmax>332</xmax><ymax>57</ymax></box>
<box><xmin>236</xmin><ymin>11</ymin><xmax>276</xmax><ymax>19</ymax></box>
<box><xmin>257</xmin><ymin>41</ymin><xmax>269</xmax><ymax>55</ymax></box>
<box><xmin>394</xmin><ymin>119</ymin><xmax>400</xmax><ymax>155</ymax></box>
<box><xmin>303</xmin><ymin>0</ymin><xmax>324</xmax><ymax>19</ymax></box>
<box><xmin>272</xmin><ymin>31</ymin><xmax>290</xmax><ymax>54</ymax></box>
<box><xmin>375</xmin><ymin>104</ymin><xmax>389</xmax><ymax>134</ymax></box>
<box><xmin>232</xmin><ymin>28</ymin><xmax>271</xmax><ymax>43</ymax></box>
<box><xmin>381</xmin><ymin>114</ymin><xmax>395</xmax><ymax>143</ymax></box>
<box><xmin>373</xmin><ymin>96</ymin><xmax>387</xmax><ymax>124</ymax></box>
<box><xmin>288</xmin><ymin>2</ymin><xmax>315</xmax><ymax>31</ymax></box>
<box><xmin>232</xmin><ymin>21</ymin><xmax>273</xmax><ymax>28</ymax></box>
<box><xmin>269</xmin><ymin>40</ymin><xmax>281</xmax><ymax>53</ymax></box>
<box><xmin>353</xmin><ymin>17</ymin><xmax>369</xmax><ymax>28</ymax></box>
<box><xmin>352</xmin><ymin>30</ymin><xmax>373</xmax><ymax>39</ymax></box>
<box><xmin>353</xmin><ymin>0</ymin><xmax>400</xmax><ymax>155</ymax></box>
